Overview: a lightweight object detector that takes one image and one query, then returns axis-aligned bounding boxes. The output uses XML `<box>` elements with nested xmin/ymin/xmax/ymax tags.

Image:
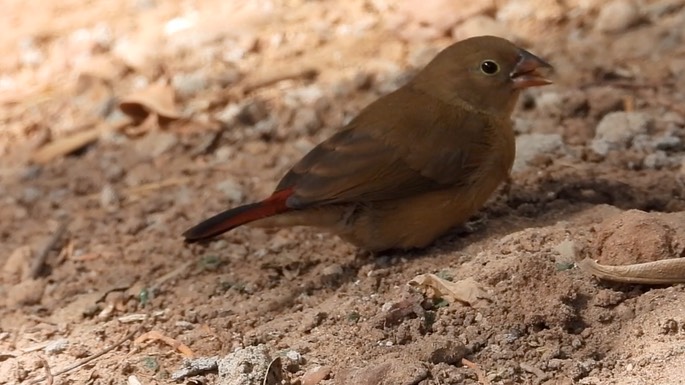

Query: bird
<box><xmin>183</xmin><ymin>35</ymin><xmax>552</xmax><ymax>252</ymax></box>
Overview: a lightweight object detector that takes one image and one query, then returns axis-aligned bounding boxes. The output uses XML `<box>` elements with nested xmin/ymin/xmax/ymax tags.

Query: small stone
<box><xmin>654</xmin><ymin>135</ymin><xmax>682</xmax><ymax>151</ymax></box>
<box><xmin>283</xmin><ymin>350</ymin><xmax>303</xmax><ymax>372</ymax></box>
<box><xmin>100</xmin><ymin>183</ymin><xmax>120</xmax><ymax>209</ymax></box>
<box><xmin>596</xmin><ymin>0</ymin><xmax>641</xmax><ymax>33</ymax></box>
<box><xmin>513</xmin><ymin>133</ymin><xmax>565</xmax><ymax>173</ymax></box>
<box><xmin>592</xmin><ymin>112</ymin><xmax>652</xmax><ymax>155</ymax></box>
<box><xmin>215</xmin><ymin>180</ymin><xmax>244</xmax><ymax>202</ymax></box>
<box><xmin>408</xmin><ymin>334</ymin><xmax>467</xmax><ymax>364</ymax></box>
<box><xmin>216</xmin><ymin>103</ymin><xmax>242</xmax><ymax>125</ymax></box>
<box><xmin>20</xmin><ymin>187</ymin><xmax>42</xmax><ymax>205</ymax></box>
<box><xmin>214</xmin><ymin>146</ymin><xmax>234</xmax><ymax>162</ymax></box>
<box><xmin>217</xmin><ymin>345</ymin><xmax>273</xmax><ymax>385</ymax></box>
<box><xmin>172</xmin><ymin>71</ymin><xmax>208</xmax><ymax>98</ymax></box>
<box><xmin>643</xmin><ymin>150</ymin><xmax>668</xmax><ymax>169</ymax></box>
<box><xmin>45</xmin><ymin>339</ymin><xmax>69</xmax><ymax>355</ymax></box>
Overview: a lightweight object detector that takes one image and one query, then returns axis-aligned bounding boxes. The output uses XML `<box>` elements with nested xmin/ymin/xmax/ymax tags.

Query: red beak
<box><xmin>510</xmin><ymin>49</ymin><xmax>553</xmax><ymax>89</ymax></box>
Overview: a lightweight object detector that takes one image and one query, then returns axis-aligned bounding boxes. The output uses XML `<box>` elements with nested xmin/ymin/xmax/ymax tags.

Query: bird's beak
<box><xmin>510</xmin><ymin>49</ymin><xmax>553</xmax><ymax>89</ymax></box>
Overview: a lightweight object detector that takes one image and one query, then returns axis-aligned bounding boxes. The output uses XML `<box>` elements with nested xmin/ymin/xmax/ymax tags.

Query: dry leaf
<box><xmin>134</xmin><ymin>330</ymin><xmax>194</xmax><ymax>358</ymax></box>
<box><xmin>31</xmin><ymin>124</ymin><xmax>101</xmax><ymax>164</ymax></box>
<box><xmin>577</xmin><ymin>258</ymin><xmax>685</xmax><ymax>284</ymax></box>
<box><xmin>408</xmin><ymin>273</ymin><xmax>490</xmax><ymax>306</ymax></box>
<box><xmin>263</xmin><ymin>357</ymin><xmax>284</xmax><ymax>385</ymax></box>
<box><xmin>31</xmin><ymin>119</ymin><xmax>131</xmax><ymax>163</ymax></box>
<box><xmin>120</xmin><ymin>81</ymin><xmax>181</xmax><ymax>121</ymax></box>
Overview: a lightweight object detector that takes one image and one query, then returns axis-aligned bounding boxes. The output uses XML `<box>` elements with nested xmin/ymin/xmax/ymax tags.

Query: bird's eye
<box><xmin>480</xmin><ymin>60</ymin><xmax>500</xmax><ymax>75</ymax></box>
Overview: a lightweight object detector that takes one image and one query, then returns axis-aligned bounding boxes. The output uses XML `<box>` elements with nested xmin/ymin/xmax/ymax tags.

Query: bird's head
<box><xmin>411</xmin><ymin>35</ymin><xmax>553</xmax><ymax>116</ymax></box>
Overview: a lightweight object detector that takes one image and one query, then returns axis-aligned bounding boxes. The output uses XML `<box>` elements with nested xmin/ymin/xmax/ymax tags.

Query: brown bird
<box><xmin>184</xmin><ymin>36</ymin><xmax>552</xmax><ymax>251</ymax></box>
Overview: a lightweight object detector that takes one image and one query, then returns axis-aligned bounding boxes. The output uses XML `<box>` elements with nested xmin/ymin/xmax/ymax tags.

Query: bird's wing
<box><xmin>275</xmin><ymin>87</ymin><xmax>498</xmax><ymax>209</ymax></box>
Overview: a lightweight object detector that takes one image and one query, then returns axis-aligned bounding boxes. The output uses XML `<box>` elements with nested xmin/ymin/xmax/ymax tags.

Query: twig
<box><xmin>38</xmin><ymin>356</ymin><xmax>54</xmax><ymax>385</ymax></box>
<box><xmin>82</xmin><ymin>177</ymin><xmax>193</xmax><ymax>202</ymax></box>
<box><xmin>31</xmin><ymin>118</ymin><xmax>131</xmax><ymax>164</ymax></box>
<box><xmin>462</xmin><ymin>358</ymin><xmax>491</xmax><ymax>385</ymax></box>
<box><xmin>28</xmin><ymin>322</ymin><xmax>147</xmax><ymax>384</ymax></box>
<box><xmin>242</xmin><ymin>67</ymin><xmax>318</xmax><ymax>94</ymax></box>
<box><xmin>29</xmin><ymin>221</ymin><xmax>68</xmax><ymax>279</ymax></box>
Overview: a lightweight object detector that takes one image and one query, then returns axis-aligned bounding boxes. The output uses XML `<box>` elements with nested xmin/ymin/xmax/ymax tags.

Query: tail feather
<box><xmin>183</xmin><ymin>188</ymin><xmax>293</xmax><ymax>242</ymax></box>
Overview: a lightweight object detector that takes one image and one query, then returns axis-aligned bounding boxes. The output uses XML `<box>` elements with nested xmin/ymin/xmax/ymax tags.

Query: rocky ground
<box><xmin>2</xmin><ymin>0</ymin><xmax>685</xmax><ymax>384</ymax></box>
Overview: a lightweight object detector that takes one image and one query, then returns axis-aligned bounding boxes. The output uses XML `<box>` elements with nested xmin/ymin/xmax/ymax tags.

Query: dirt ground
<box><xmin>2</xmin><ymin>0</ymin><xmax>685</xmax><ymax>384</ymax></box>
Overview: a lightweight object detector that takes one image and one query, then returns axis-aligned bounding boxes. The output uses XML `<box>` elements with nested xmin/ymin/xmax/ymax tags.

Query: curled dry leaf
<box><xmin>408</xmin><ymin>273</ymin><xmax>490</xmax><ymax>306</ymax></box>
<box><xmin>262</xmin><ymin>357</ymin><xmax>284</xmax><ymax>385</ymax></box>
<box><xmin>134</xmin><ymin>330</ymin><xmax>194</xmax><ymax>358</ymax></box>
<box><xmin>577</xmin><ymin>258</ymin><xmax>685</xmax><ymax>284</ymax></box>
<box><xmin>119</xmin><ymin>81</ymin><xmax>182</xmax><ymax>121</ymax></box>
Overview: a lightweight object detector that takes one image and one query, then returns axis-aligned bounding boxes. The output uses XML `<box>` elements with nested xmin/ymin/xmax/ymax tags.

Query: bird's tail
<box><xmin>183</xmin><ymin>188</ymin><xmax>293</xmax><ymax>242</ymax></box>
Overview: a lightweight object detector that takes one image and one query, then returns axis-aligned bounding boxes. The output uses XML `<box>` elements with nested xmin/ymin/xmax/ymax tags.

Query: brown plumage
<box><xmin>184</xmin><ymin>35</ymin><xmax>552</xmax><ymax>251</ymax></box>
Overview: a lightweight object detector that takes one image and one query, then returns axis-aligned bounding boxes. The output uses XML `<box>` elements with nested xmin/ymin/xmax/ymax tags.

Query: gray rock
<box><xmin>215</xmin><ymin>180</ymin><xmax>244</xmax><ymax>202</ymax></box>
<box><xmin>591</xmin><ymin>112</ymin><xmax>652</xmax><ymax>156</ymax></box>
<box><xmin>44</xmin><ymin>339</ymin><xmax>69</xmax><ymax>355</ymax></box>
<box><xmin>218</xmin><ymin>345</ymin><xmax>273</xmax><ymax>385</ymax></box>
<box><xmin>643</xmin><ymin>150</ymin><xmax>669</xmax><ymax>169</ymax></box>
<box><xmin>99</xmin><ymin>183</ymin><xmax>120</xmax><ymax>209</ymax></box>
<box><xmin>172</xmin><ymin>71</ymin><xmax>208</xmax><ymax>97</ymax></box>
<box><xmin>513</xmin><ymin>133</ymin><xmax>565</xmax><ymax>173</ymax></box>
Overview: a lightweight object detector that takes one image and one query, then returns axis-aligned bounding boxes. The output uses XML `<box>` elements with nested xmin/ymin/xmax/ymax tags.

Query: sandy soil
<box><xmin>2</xmin><ymin>0</ymin><xmax>685</xmax><ymax>384</ymax></box>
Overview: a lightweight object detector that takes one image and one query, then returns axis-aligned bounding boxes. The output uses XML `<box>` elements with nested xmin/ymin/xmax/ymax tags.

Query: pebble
<box><xmin>172</xmin><ymin>71</ymin><xmax>208</xmax><ymax>98</ymax></box>
<box><xmin>654</xmin><ymin>134</ymin><xmax>682</xmax><ymax>151</ymax></box>
<box><xmin>284</xmin><ymin>350</ymin><xmax>303</xmax><ymax>372</ymax></box>
<box><xmin>216</xmin><ymin>103</ymin><xmax>243</xmax><ymax>125</ymax></box>
<box><xmin>20</xmin><ymin>187</ymin><xmax>42</xmax><ymax>205</ymax></box>
<box><xmin>45</xmin><ymin>338</ymin><xmax>69</xmax><ymax>355</ymax></box>
<box><xmin>214</xmin><ymin>179</ymin><xmax>244</xmax><ymax>202</ymax></box>
<box><xmin>407</xmin><ymin>334</ymin><xmax>467</xmax><ymax>364</ymax></box>
<box><xmin>217</xmin><ymin>345</ymin><xmax>273</xmax><ymax>385</ymax></box>
<box><xmin>99</xmin><ymin>183</ymin><xmax>120</xmax><ymax>209</ymax></box>
<box><xmin>513</xmin><ymin>133</ymin><xmax>565</xmax><ymax>173</ymax></box>
<box><xmin>643</xmin><ymin>150</ymin><xmax>669</xmax><ymax>169</ymax></box>
<box><xmin>596</xmin><ymin>0</ymin><xmax>641</xmax><ymax>33</ymax></box>
<box><xmin>252</xmin><ymin>117</ymin><xmax>278</xmax><ymax>137</ymax></box>
<box><xmin>591</xmin><ymin>112</ymin><xmax>652</xmax><ymax>156</ymax></box>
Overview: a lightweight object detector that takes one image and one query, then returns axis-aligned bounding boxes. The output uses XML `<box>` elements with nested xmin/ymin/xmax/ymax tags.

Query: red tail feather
<box><xmin>183</xmin><ymin>188</ymin><xmax>294</xmax><ymax>242</ymax></box>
